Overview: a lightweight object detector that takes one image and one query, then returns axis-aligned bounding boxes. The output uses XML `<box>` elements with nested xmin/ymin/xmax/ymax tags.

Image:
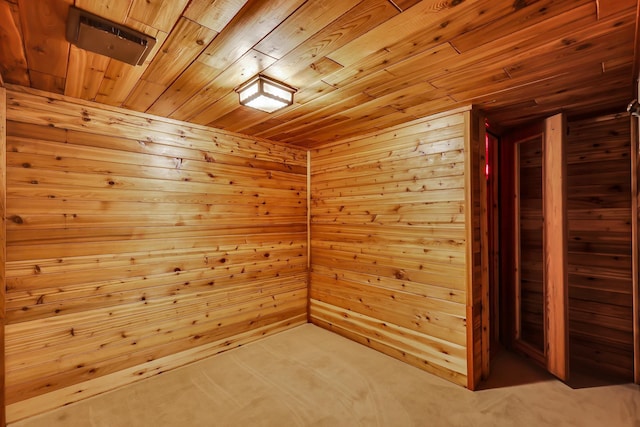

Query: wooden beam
<box><xmin>543</xmin><ymin>112</ymin><xmax>569</xmax><ymax>381</ymax></box>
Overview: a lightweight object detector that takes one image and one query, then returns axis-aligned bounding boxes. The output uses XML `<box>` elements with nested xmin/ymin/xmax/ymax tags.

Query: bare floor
<box><xmin>11</xmin><ymin>324</ymin><xmax>640</xmax><ymax>427</ymax></box>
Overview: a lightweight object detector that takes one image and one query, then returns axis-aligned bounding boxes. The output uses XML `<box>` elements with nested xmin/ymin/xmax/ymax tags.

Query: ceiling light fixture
<box><xmin>236</xmin><ymin>75</ymin><xmax>296</xmax><ymax>113</ymax></box>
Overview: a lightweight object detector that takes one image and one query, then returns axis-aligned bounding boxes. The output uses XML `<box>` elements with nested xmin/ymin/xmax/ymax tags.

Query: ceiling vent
<box><xmin>66</xmin><ymin>6</ymin><xmax>156</xmax><ymax>66</ymax></box>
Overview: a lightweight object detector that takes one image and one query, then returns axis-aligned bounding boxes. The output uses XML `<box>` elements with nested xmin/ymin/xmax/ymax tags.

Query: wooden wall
<box><xmin>308</xmin><ymin>107</ymin><xmax>487</xmax><ymax>389</ymax></box>
<box><xmin>516</xmin><ymin>135</ymin><xmax>545</xmax><ymax>352</ymax></box>
<box><xmin>3</xmin><ymin>86</ymin><xmax>308</xmax><ymax>422</ymax></box>
<box><xmin>566</xmin><ymin>113</ymin><xmax>634</xmax><ymax>379</ymax></box>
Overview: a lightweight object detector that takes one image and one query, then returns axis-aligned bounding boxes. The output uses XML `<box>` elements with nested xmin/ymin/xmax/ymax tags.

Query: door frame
<box><xmin>499</xmin><ymin>114</ymin><xmax>569</xmax><ymax>381</ymax></box>
<box><xmin>632</xmin><ymin>89</ymin><xmax>640</xmax><ymax>384</ymax></box>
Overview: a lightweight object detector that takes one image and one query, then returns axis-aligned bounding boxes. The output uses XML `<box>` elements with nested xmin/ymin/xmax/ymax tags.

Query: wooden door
<box><xmin>503</xmin><ymin>113</ymin><xmax>569</xmax><ymax>381</ymax></box>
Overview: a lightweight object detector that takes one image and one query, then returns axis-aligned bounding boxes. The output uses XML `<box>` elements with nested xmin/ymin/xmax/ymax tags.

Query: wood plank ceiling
<box><xmin>1</xmin><ymin>0</ymin><xmax>639</xmax><ymax>148</ymax></box>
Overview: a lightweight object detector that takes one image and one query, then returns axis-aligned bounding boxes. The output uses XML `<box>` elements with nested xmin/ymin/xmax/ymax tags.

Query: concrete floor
<box><xmin>10</xmin><ymin>324</ymin><xmax>640</xmax><ymax>426</ymax></box>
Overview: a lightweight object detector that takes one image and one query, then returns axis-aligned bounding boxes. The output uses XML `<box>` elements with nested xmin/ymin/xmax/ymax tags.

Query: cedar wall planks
<box><xmin>566</xmin><ymin>113</ymin><xmax>634</xmax><ymax>379</ymax></box>
<box><xmin>309</xmin><ymin>107</ymin><xmax>487</xmax><ymax>388</ymax></box>
<box><xmin>517</xmin><ymin>136</ymin><xmax>545</xmax><ymax>352</ymax></box>
<box><xmin>3</xmin><ymin>86</ymin><xmax>308</xmax><ymax>422</ymax></box>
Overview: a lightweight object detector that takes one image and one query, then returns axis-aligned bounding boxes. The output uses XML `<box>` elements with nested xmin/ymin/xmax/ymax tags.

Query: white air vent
<box><xmin>66</xmin><ymin>6</ymin><xmax>156</xmax><ymax>66</ymax></box>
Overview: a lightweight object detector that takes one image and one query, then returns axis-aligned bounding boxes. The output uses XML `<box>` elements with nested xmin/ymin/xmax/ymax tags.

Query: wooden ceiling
<box><xmin>1</xmin><ymin>0</ymin><xmax>639</xmax><ymax>147</ymax></box>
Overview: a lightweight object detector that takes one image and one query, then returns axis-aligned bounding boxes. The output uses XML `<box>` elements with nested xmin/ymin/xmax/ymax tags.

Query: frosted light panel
<box><xmin>245</xmin><ymin>96</ymin><xmax>289</xmax><ymax>113</ymax></box>
<box><xmin>239</xmin><ymin>81</ymin><xmax>259</xmax><ymax>103</ymax></box>
<box><xmin>264</xmin><ymin>81</ymin><xmax>292</xmax><ymax>102</ymax></box>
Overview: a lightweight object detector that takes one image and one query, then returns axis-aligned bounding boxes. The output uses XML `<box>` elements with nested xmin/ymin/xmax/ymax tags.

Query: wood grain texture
<box><xmin>516</xmin><ymin>134</ymin><xmax>545</xmax><ymax>354</ymax></box>
<box><xmin>4</xmin><ymin>87</ymin><xmax>308</xmax><ymax>422</ymax></box>
<box><xmin>1</xmin><ymin>86</ymin><xmax>8</xmax><ymax>427</ymax></box>
<box><xmin>17</xmin><ymin>0</ymin><xmax>71</xmax><ymax>79</ymax></box>
<box><xmin>94</xmin><ymin>19</ymin><xmax>167</xmax><ymax>107</ymax></box>
<box><xmin>128</xmin><ymin>0</ymin><xmax>190</xmax><ymax>32</ymax></box>
<box><xmin>183</xmin><ymin>0</ymin><xmax>248</xmax><ymax>32</ymax></box>
<box><xmin>74</xmin><ymin>0</ymin><xmax>133</xmax><ymax>23</ymax></box>
<box><xmin>0</xmin><ymin>1</ymin><xmax>29</xmax><ymax>87</ymax></box>
<box><xmin>463</xmin><ymin>109</ymin><xmax>488</xmax><ymax>389</ymax></box>
<box><xmin>3</xmin><ymin>0</ymin><xmax>635</xmax><ymax>146</ymax></box>
<box><xmin>6</xmin><ymin>315</ymin><xmax>305</xmax><ymax>422</ymax></box>
<box><xmin>543</xmin><ymin>113</ymin><xmax>568</xmax><ymax>381</ymax></box>
<box><xmin>64</xmin><ymin>46</ymin><xmax>111</xmax><ymax>100</ymax></box>
<box><xmin>123</xmin><ymin>17</ymin><xmax>217</xmax><ymax>112</ymax></box>
<box><xmin>309</xmin><ymin>106</ymin><xmax>486</xmax><ymax>388</ymax></box>
<box><xmin>566</xmin><ymin>113</ymin><xmax>634</xmax><ymax>380</ymax></box>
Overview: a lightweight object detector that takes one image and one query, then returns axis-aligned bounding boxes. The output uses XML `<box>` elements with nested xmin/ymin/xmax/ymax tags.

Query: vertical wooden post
<box><xmin>0</xmin><ymin>85</ymin><xmax>7</xmax><ymax>426</ymax></box>
<box><xmin>631</xmin><ymin>3</ymin><xmax>640</xmax><ymax>385</ymax></box>
<box><xmin>478</xmin><ymin>115</ymin><xmax>490</xmax><ymax>380</ymax></box>
<box><xmin>464</xmin><ymin>109</ymin><xmax>489</xmax><ymax>390</ymax></box>
<box><xmin>543</xmin><ymin>112</ymin><xmax>569</xmax><ymax>381</ymax></box>
<box><xmin>464</xmin><ymin>110</ymin><xmax>476</xmax><ymax>390</ymax></box>
<box><xmin>632</xmin><ymin>98</ymin><xmax>640</xmax><ymax>385</ymax></box>
<box><xmin>306</xmin><ymin>151</ymin><xmax>311</xmax><ymax>323</ymax></box>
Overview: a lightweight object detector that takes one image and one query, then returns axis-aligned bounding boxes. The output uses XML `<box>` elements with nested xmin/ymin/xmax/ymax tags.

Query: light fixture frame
<box><xmin>236</xmin><ymin>74</ymin><xmax>297</xmax><ymax>113</ymax></box>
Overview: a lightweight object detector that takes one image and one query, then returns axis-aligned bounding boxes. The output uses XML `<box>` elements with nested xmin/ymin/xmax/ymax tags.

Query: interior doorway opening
<box><xmin>486</xmin><ymin>113</ymin><xmax>636</xmax><ymax>388</ymax></box>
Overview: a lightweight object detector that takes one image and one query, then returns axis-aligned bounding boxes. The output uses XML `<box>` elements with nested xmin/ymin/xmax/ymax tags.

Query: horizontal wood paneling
<box><xmin>6</xmin><ymin>314</ymin><xmax>305</xmax><ymax>423</ymax></box>
<box><xmin>566</xmin><ymin>113</ymin><xmax>634</xmax><ymax>379</ymax></box>
<box><xmin>4</xmin><ymin>87</ymin><xmax>308</xmax><ymax>423</ymax></box>
<box><xmin>517</xmin><ymin>135</ymin><xmax>545</xmax><ymax>352</ymax></box>
<box><xmin>310</xmin><ymin>107</ymin><xmax>484</xmax><ymax>387</ymax></box>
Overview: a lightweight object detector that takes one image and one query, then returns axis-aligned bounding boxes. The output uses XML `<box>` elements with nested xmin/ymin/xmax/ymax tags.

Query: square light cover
<box><xmin>236</xmin><ymin>75</ymin><xmax>296</xmax><ymax>113</ymax></box>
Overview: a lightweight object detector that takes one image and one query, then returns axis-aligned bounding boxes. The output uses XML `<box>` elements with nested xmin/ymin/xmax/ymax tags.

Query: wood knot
<box><xmin>394</xmin><ymin>270</ymin><xmax>406</xmax><ymax>280</ymax></box>
<box><xmin>512</xmin><ymin>0</ymin><xmax>527</xmax><ymax>10</ymax></box>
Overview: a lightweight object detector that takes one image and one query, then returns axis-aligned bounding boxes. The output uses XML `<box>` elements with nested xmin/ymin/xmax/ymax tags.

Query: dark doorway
<box><xmin>491</xmin><ymin>113</ymin><xmax>635</xmax><ymax>388</ymax></box>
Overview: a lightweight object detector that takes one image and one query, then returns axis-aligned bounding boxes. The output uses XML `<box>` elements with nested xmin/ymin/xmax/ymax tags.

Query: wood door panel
<box><xmin>505</xmin><ymin>114</ymin><xmax>569</xmax><ymax>381</ymax></box>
